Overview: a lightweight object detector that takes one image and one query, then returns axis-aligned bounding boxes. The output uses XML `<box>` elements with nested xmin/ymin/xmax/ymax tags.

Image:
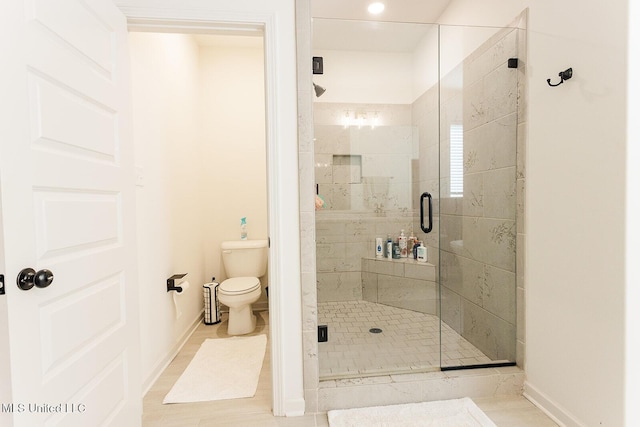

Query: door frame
<box><xmin>119</xmin><ymin>4</ymin><xmax>305</xmax><ymax>417</ymax></box>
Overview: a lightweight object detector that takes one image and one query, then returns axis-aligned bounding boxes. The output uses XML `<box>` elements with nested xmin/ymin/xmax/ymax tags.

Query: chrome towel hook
<box><xmin>547</xmin><ymin>67</ymin><xmax>573</xmax><ymax>87</ymax></box>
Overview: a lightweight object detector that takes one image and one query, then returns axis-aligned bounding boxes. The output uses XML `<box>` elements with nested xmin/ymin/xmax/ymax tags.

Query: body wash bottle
<box><xmin>417</xmin><ymin>242</ymin><xmax>427</xmax><ymax>262</ymax></box>
<box><xmin>385</xmin><ymin>234</ymin><xmax>392</xmax><ymax>259</ymax></box>
<box><xmin>376</xmin><ymin>237</ymin><xmax>383</xmax><ymax>258</ymax></box>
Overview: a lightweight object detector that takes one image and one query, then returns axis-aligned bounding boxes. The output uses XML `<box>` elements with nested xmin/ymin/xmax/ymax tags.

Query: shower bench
<box><xmin>361</xmin><ymin>257</ymin><xmax>437</xmax><ymax>315</ymax></box>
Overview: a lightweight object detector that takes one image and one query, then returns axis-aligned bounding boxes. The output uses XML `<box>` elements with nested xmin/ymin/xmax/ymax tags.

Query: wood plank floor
<box><xmin>142</xmin><ymin>311</ymin><xmax>558</xmax><ymax>427</ymax></box>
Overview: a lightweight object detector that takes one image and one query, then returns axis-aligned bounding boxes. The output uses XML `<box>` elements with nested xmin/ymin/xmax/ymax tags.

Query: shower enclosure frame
<box><xmin>312</xmin><ymin>18</ymin><xmax>524</xmax><ymax>380</ymax></box>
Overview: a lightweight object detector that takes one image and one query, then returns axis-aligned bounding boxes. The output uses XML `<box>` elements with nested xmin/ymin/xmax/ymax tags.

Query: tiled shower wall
<box><xmin>315</xmin><ymin>212</ymin><xmax>414</xmax><ymax>302</ymax></box>
<box><xmin>315</xmin><ymin>125</ymin><xmax>417</xmax><ymax>212</ymax></box>
<box><xmin>438</xmin><ymin>27</ymin><xmax>523</xmax><ymax>362</ymax></box>
<box><xmin>314</xmin><ymin>103</ymin><xmax>421</xmax><ymax>303</ymax></box>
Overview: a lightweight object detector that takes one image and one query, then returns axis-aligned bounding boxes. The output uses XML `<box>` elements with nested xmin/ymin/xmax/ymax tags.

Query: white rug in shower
<box><xmin>163</xmin><ymin>334</ymin><xmax>267</xmax><ymax>404</ymax></box>
<box><xmin>328</xmin><ymin>397</ymin><xmax>496</xmax><ymax>427</ymax></box>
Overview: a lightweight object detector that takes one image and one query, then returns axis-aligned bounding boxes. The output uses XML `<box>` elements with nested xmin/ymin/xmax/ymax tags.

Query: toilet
<box><xmin>218</xmin><ymin>239</ymin><xmax>268</xmax><ymax>335</ymax></box>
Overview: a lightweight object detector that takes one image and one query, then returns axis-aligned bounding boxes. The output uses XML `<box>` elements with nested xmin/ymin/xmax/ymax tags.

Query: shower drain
<box><xmin>369</xmin><ymin>328</ymin><xmax>383</xmax><ymax>334</ymax></box>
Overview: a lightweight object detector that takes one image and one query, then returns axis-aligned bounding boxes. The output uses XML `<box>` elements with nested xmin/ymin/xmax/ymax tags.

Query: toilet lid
<box><xmin>219</xmin><ymin>277</ymin><xmax>260</xmax><ymax>295</ymax></box>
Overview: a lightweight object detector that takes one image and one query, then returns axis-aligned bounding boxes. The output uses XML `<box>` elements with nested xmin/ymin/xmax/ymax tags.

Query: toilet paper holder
<box><xmin>167</xmin><ymin>273</ymin><xmax>187</xmax><ymax>292</ymax></box>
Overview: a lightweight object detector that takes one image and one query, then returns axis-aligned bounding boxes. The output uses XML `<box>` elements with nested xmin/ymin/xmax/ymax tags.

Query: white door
<box><xmin>0</xmin><ymin>0</ymin><xmax>141</xmax><ymax>426</ymax></box>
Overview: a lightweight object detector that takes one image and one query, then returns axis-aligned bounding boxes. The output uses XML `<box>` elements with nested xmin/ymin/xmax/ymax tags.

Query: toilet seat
<box><xmin>219</xmin><ymin>277</ymin><xmax>260</xmax><ymax>295</ymax></box>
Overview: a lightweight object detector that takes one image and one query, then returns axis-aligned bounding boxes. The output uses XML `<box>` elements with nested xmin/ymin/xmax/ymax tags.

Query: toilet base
<box><xmin>227</xmin><ymin>304</ymin><xmax>257</xmax><ymax>335</ymax></box>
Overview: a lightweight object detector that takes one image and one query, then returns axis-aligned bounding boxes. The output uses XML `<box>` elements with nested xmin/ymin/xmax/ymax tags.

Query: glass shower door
<box><xmin>313</xmin><ymin>18</ymin><xmax>442</xmax><ymax>379</ymax></box>
<box><xmin>438</xmin><ymin>24</ymin><xmax>521</xmax><ymax>369</ymax></box>
<box><xmin>312</xmin><ymin>17</ymin><xmax>522</xmax><ymax>379</ymax></box>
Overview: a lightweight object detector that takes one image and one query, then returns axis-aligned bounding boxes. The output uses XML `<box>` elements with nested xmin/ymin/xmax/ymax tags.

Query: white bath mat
<box><xmin>163</xmin><ymin>334</ymin><xmax>267</xmax><ymax>404</ymax></box>
<box><xmin>328</xmin><ymin>397</ymin><xmax>496</xmax><ymax>427</ymax></box>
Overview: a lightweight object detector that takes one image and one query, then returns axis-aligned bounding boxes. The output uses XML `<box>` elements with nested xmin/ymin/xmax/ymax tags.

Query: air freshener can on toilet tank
<box><xmin>240</xmin><ymin>217</ymin><xmax>248</xmax><ymax>240</ymax></box>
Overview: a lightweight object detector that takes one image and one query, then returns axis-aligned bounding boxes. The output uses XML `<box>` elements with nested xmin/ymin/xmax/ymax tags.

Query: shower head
<box><xmin>313</xmin><ymin>83</ymin><xmax>326</xmax><ymax>97</ymax></box>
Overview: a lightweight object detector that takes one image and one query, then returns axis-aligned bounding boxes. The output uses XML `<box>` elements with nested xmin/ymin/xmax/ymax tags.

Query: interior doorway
<box><xmin>123</xmin><ymin>6</ymin><xmax>305</xmax><ymax>415</ymax></box>
<box><xmin>127</xmin><ymin>28</ymin><xmax>273</xmax><ymax>409</ymax></box>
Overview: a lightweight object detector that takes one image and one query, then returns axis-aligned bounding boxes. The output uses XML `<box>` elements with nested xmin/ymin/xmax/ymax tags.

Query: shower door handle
<box><xmin>420</xmin><ymin>192</ymin><xmax>433</xmax><ymax>233</ymax></box>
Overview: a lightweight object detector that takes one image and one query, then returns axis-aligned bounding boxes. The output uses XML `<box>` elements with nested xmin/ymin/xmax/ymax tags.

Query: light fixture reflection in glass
<box><xmin>342</xmin><ymin>111</ymin><xmax>350</xmax><ymax>128</ymax></box>
<box><xmin>341</xmin><ymin>110</ymin><xmax>381</xmax><ymax>128</ymax></box>
<box><xmin>368</xmin><ymin>2</ymin><xmax>385</xmax><ymax>15</ymax></box>
<box><xmin>371</xmin><ymin>112</ymin><xmax>379</xmax><ymax>129</ymax></box>
<box><xmin>358</xmin><ymin>114</ymin><xmax>365</xmax><ymax>129</ymax></box>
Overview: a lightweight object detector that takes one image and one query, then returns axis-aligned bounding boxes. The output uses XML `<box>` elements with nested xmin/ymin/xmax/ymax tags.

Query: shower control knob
<box><xmin>16</xmin><ymin>268</ymin><xmax>54</xmax><ymax>290</ymax></box>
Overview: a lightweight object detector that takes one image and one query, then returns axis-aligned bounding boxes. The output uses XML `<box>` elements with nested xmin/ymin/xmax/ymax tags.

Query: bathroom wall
<box><xmin>198</xmin><ymin>40</ymin><xmax>269</xmax><ymax>300</ymax></box>
<box><xmin>439</xmin><ymin>1</ymin><xmax>627</xmax><ymax>426</ymax></box>
<box><xmin>412</xmin><ymin>25</ymin><xmax>441</xmax><ymax>98</ymax></box>
<box><xmin>130</xmin><ymin>32</ymin><xmax>206</xmax><ymax>392</ymax></box>
<box><xmin>312</xmin><ymin>50</ymin><xmax>414</xmax><ymax>104</ymax></box>
<box><xmin>130</xmin><ymin>32</ymin><xmax>268</xmax><ymax>392</ymax></box>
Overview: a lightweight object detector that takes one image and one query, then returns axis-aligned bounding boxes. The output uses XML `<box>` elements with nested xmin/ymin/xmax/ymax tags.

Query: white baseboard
<box><xmin>523</xmin><ymin>381</ymin><xmax>585</xmax><ymax>427</ymax></box>
<box><xmin>283</xmin><ymin>397</ymin><xmax>306</xmax><ymax>417</ymax></box>
<box><xmin>141</xmin><ymin>310</ymin><xmax>203</xmax><ymax>395</ymax></box>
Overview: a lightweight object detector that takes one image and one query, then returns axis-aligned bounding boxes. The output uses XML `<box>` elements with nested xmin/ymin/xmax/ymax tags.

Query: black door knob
<box><xmin>35</xmin><ymin>269</ymin><xmax>54</xmax><ymax>288</ymax></box>
<box><xmin>17</xmin><ymin>268</ymin><xmax>54</xmax><ymax>290</ymax></box>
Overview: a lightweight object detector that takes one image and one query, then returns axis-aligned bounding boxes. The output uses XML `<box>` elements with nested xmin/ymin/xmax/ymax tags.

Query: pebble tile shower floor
<box><xmin>318</xmin><ymin>300</ymin><xmax>493</xmax><ymax>379</ymax></box>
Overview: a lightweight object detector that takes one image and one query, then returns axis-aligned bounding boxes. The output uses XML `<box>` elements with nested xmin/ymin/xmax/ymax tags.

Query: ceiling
<box><xmin>311</xmin><ymin>0</ymin><xmax>452</xmax><ymax>23</ymax></box>
<box><xmin>311</xmin><ymin>0</ymin><xmax>451</xmax><ymax>52</ymax></box>
<box><xmin>191</xmin><ymin>1</ymin><xmax>453</xmax><ymax>52</ymax></box>
<box><xmin>313</xmin><ymin>19</ymin><xmax>436</xmax><ymax>53</ymax></box>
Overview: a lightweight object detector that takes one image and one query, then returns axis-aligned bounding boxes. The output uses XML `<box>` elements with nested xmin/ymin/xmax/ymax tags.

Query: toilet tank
<box><xmin>221</xmin><ymin>239</ymin><xmax>268</xmax><ymax>278</ymax></box>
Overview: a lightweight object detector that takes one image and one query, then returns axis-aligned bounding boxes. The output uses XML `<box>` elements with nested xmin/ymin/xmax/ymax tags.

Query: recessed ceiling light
<box><xmin>368</xmin><ymin>2</ymin><xmax>385</xmax><ymax>15</ymax></box>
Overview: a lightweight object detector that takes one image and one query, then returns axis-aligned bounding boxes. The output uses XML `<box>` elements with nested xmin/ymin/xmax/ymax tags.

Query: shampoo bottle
<box><xmin>385</xmin><ymin>234</ymin><xmax>392</xmax><ymax>259</ymax></box>
<box><xmin>240</xmin><ymin>217</ymin><xmax>248</xmax><ymax>240</ymax></box>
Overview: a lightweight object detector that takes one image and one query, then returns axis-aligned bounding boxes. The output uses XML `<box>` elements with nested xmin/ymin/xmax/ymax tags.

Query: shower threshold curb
<box><xmin>317</xmin><ymin>366</ymin><xmax>524</xmax><ymax>412</ymax></box>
